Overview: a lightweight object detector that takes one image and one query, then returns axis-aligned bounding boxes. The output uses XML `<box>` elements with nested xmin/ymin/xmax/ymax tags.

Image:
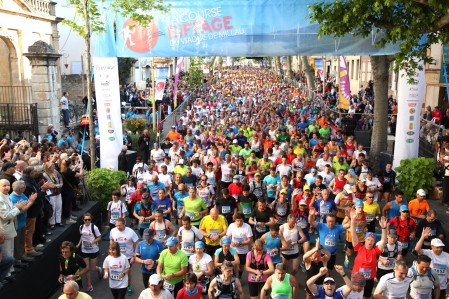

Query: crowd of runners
<box><xmin>1</xmin><ymin>68</ymin><xmax>449</xmax><ymax>299</ymax></box>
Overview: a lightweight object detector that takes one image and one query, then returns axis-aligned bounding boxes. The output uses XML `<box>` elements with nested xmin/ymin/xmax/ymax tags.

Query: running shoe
<box><xmin>127</xmin><ymin>286</ymin><xmax>134</xmax><ymax>296</ymax></box>
<box><xmin>85</xmin><ymin>285</ymin><xmax>93</xmax><ymax>293</ymax></box>
<box><xmin>97</xmin><ymin>266</ymin><xmax>103</xmax><ymax>280</ymax></box>
<box><xmin>344</xmin><ymin>256</ymin><xmax>350</xmax><ymax>268</ymax></box>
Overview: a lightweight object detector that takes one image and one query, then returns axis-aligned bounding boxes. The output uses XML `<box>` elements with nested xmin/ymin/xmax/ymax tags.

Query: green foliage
<box><xmin>85</xmin><ymin>168</ymin><xmax>127</xmax><ymax>210</ymax></box>
<box><xmin>309</xmin><ymin>0</ymin><xmax>449</xmax><ymax>79</ymax></box>
<box><xmin>123</xmin><ymin>117</ymin><xmax>147</xmax><ymax>133</ymax></box>
<box><xmin>118</xmin><ymin>58</ymin><xmax>137</xmax><ymax>84</ymax></box>
<box><xmin>395</xmin><ymin>157</ymin><xmax>437</xmax><ymax>200</ymax></box>
<box><xmin>187</xmin><ymin>57</ymin><xmax>205</xmax><ymax>88</ymax></box>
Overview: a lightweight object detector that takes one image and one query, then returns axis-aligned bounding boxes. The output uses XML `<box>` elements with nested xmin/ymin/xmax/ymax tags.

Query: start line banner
<box><xmin>93</xmin><ymin>0</ymin><xmax>399</xmax><ymax>58</ymax></box>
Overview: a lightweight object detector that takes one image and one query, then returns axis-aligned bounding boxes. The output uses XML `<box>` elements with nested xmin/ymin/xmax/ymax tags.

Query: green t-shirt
<box><xmin>319</xmin><ymin>127</ymin><xmax>331</xmax><ymax>139</ymax></box>
<box><xmin>159</xmin><ymin>249</ymin><xmax>188</xmax><ymax>285</ymax></box>
<box><xmin>239</xmin><ymin>148</ymin><xmax>252</xmax><ymax>159</ymax></box>
<box><xmin>245</xmin><ymin>157</ymin><xmax>259</xmax><ymax>166</ymax></box>
<box><xmin>229</xmin><ymin>145</ymin><xmax>242</xmax><ymax>155</ymax></box>
<box><xmin>276</xmin><ymin>134</ymin><xmax>289</xmax><ymax>143</ymax></box>
<box><xmin>183</xmin><ymin>197</ymin><xmax>207</xmax><ymax>225</ymax></box>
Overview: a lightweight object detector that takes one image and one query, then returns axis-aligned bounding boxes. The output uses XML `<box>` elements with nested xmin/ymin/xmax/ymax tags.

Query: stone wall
<box><xmin>61</xmin><ymin>74</ymin><xmax>86</xmax><ymax>103</ymax></box>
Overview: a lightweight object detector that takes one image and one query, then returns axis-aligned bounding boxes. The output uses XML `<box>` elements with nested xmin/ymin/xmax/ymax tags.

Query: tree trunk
<box><xmin>209</xmin><ymin>56</ymin><xmax>216</xmax><ymax>73</ymax></box>
<box><xmin>286</xmin><ymin>56</ymin><xmax>293</xmax><ymax>80</ymax></box>
<box><xmin>84</xmin><ymin>0</ymin><xmax>95</xmax><ymax>169</ymax></box>
<box><xmin>274</xmin><ymin>57</ymin><xmax>282</xmax><ymax>76</ymax></box>
<box><xmin>217</xmin><ymin>56</ymin><xmax>223</xmax><ymax>73</ymax></box>
<box><xmin>369</xmin><ymin>55</ymin><xmax>393</xmax><ymax>172</ymax></box>
<box><xmin>301</xmin><ymin>56</ymin><xmax>315</xmax><ymax>90</ymax></box>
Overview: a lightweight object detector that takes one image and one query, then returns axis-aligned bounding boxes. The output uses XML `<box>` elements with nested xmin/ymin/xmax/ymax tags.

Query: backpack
<box><xmin>250</xmin><ymin>250</ymin><xmax>267</xmax><ymax>270</ymax></box>
<box><xmin>410</xmin><ymin>263</ymin><xmax>434</xmax><ymax>282</ymax></box>
<box><xmin>215</xmin><ymin>275</ymin><xmax>237</xmax><ymax>299</ymax></box>
<box><xmin>79</xmin><ymin>223</ymin><xmax>98</xmax><ymax>239</ymax></box>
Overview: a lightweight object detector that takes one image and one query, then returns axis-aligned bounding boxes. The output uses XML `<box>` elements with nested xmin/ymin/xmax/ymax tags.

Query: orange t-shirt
<box><xmin>408</xmin><ymin>199</ymin><xmax>429</xmax><ymax>217</ymax></box>
<box><xmin>166</xmin><ymin>131</ymin><xmax>181</xmax><ymax>141</ymax></box>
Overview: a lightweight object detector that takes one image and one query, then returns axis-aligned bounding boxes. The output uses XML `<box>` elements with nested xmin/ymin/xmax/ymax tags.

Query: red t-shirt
<box><xmin>176</xmin><ymin>285</ymin><xmax>203</xmax><ymax>299</ymax></box>
<box><xmin>353</xmin><ymin>243</ymin><xmax>380</xmax><ymax>280</ymax></box>
<box><xmin>388</xmin><ymin>216</ymin><xmax>416</xmax><ymax>242</ymax></box>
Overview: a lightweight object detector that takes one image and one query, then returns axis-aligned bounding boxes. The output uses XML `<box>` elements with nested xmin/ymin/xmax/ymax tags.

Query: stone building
<box><xmin>0</xmin><ymin>0</ymin><xmax>62</xmax><ymax>136</ymax></box>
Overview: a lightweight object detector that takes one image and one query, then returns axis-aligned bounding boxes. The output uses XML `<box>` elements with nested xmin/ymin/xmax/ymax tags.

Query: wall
<box><xmin>61</xmin><ymin>74</ymin><xmax>86</xmax><ymax>102</ymax></box>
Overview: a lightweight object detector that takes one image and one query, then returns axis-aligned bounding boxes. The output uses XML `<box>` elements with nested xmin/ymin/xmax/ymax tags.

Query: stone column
<box><xmin>24</xmin><ymin>40</ymin><xmax>61</xmax><ymax>136</ymax></box>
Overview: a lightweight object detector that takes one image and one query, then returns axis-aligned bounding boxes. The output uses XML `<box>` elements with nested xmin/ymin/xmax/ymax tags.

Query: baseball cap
<box><xmin>142</xmin><ymin>228</ymin><xmax>154</xmax><ymax>239</ymax></box>
<box><xmin>323</xmin><ymin>277</ymin><xmax>335</xmax><ymax>284</ymax></box>
<box><xmin>171</xmin><ymin>125</ymin><xmax>176</xmax><ymax>128</ymax></box>
<box><xmin>233</xmin><ymin>139</ymin><xmax>238</xmax><ymax>144</ymax></box>
<box><xmin>149</xmin><ymin>274</ymin><xmax>162</xmax><ymax>285</ymax></box>
<box><xmin>195</xmin><ymin>241</ymin><xmax>205</xmax><ymax>249</ymax></box>
<box><xmin>166</xmin><ymin>236</ymin><xmax>178</xmax><ymax>247</ymax></box>
<box><xmin>137</xmin><ymin>183</ymin><xmax>144</xmax><ymax>189</ymax></box>
<box><xmin>1</xmin><ymin>162</ymin><xmax>16</xmax><ymax>171</ymax></box>
<box><xmin>399</xmin><ymin>205</ymin><xmax>409</xmax><ymax>212</ymax></box>
<box><xmin>343</xmin><ymin>184</ymin><xmax>353</xmax><ymax>194</ymax></box>
<box><xmin>137</xmin><ymin>163</ymin><xmax>143</xmax><ymax>168</ymax></box>
<box><xmin>365</xmin><ymin>232</ymin><xmax>376</xmax><ymax>240</ymax></box>
<box><xmin>299</xmin><ymin>199</ymin><xmax>307</xmax><ymax>206</ymax></box>
<box><xmin>177</xmin><ymin>159</ymin><xmax>184</xmax><ymax>165</ymax></box>
<box><xmin>221</xmin><ymin>237</ymin><xmax>231</xmax><ymax>245</ymax></box>
<box><xmin>387</xmin><ymin>230</ymin><xmax>397</xmax><ymax>238</ymax></box>
<box><xmin>355</xmin><ymin>199</ymin><xmax>364</xmax><ymax>207</ymax></box>
<box><xmin>417</xmin><ymin>189</ymin><xmax>426</xmax><ymax>196</ymax></box>
<box><xmin>311</xmin><ymin>168</ymin><xmax>317</xmax><ymax>173</ymax></box>
<box><xmin>431</xmin><ymin>238</ymin><xmax>445</xmax><ymax>247</ymax></box>
<box><xmin>280</xmin><ymin>189</ymin><xmax>287</xmax><ymax>194</ymax></box>
<box><xmin>255</xmin><ymin>173</ymin><xmax>261</xmax><ymax>177</ymax></box>
<box><xmin>303</xmin><ymin>185</ymin><xmax>310</xmax><ymax>191</ymax></box>
<box><xmin>348</xmin><ymin>169</ymin><xmax>356</xmax><ymax>176</ymax></box>
<box><xmin>351</xmin><ymin>272</ymin><xmax>366</xmax><ymax>286</ymax></box>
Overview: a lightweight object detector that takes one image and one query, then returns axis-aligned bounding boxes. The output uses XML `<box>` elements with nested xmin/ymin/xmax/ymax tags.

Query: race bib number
<box><xmin>111</xmin><ymin>211</ymin><xmax>120</xmax><ymax>220</ymax></box>
<box><xmin>210</xmin><ymin>229</ymin><xmax>220</xmax><ymax>238</ymax></box>
<box><xmin>267</xmin><ymin>248</ymin><xmax>278</xmax><ymax>257</ymax></box>
<box><xmin>186</xmin><ymin>212</ymin><xmax>195</xmax><ymax>221</ymax></box>
<box><xmin>366</xmin><ymin>214</ymin><xmax>374</xmax><ymax>222</ymax></box>
<box><xmin>415</xmin><ymin>292</ymin><xmax>430</xmax><ymax>299</ymax></box>
<box><xmin>360</xmin><ymin>267</ymin><xmax>372</xmax><ymax>279</ymax></box>
<box><xmin>324</xmin><ymin>235</ymin><xmax>336</xmax><ymax>247</ymax></box>
<box><xmin>163</xmin><ymin>281</ymin><xmax>175</xmax><ymax>291</ymax></box>
<box><xmin>277</xmin><ymin>207</ymin><xmax>287</xmax><ymax>216</ymax></box>
<box><xmin>298</xmin><ymin>219</ymin><xmax>307</xmax><ymax>229</ymax></box>
<box><xmin>234</xmin><ymin>237</ymin><xmax>244</xmax><ymax>245</ymax></box>
<box><xmin>355</xmin><ymin>225</ymin><xmax>363</xmax><ymax>234</ymax></box>
<box><xmin>177</xmin><ymin>206</ymin><xmax>184</xmax><ymax>216</ymax></box>
<box><xmin>320</xmin><ymin>207</ymin><xmax>330</xmax><ymax>215</ymax></box>
<box><xmin>110</xmin><ymin>271</ymin><xmax>123</xmax><ymax>281</ymax></box>
<box><xmin>433</xmin><ymin>263</ymin><xmax>447</xmax><ymax>275</ymax></box>
<box><xmin>156</xmin><ymin>230</ymin><xmax>166</xmax><ymax>241</ymax></box>
<box><xmin>243</xmin><ymin>207</ymin><xmax>251</xmax><ymax>215</ymax></box>
<box><xmin>183</xmin><ymin>242</ymin><xmax>194</xmax><ymax>254</ymax></box>
<box><xmin>256</xmin><ymin>225</ymin><xmax>266</xmax><ymax>233</ymax></box>
<box><xmin>250</xmin><ymin>273</ymin><xmax>260</xmax><ymax>281</ymax></box>
<box><xmin>398</xmin><ymin>240</ymin><xmax>409</xmax><ymax>249</ymax></box>
<box><xmin>273</xmin><ymin>295</ymin><xmax>288</xmax><ymax>299</ymax></box>
<box><xmin>82</xmin><ymin>241</ymin><xmax>92</xmax><ymax>250</ymax></box>
<box><xmin>222</xmin><ymin>206</ymin><xmax>231</xmax><ymax>214</ymax></box>
<box><xmin>118</xmin><ymin>242</ymin><xmax>126</xmax><ymax>253</ymax></box>
<box><xmin>201</xmin><ymin>196</ymin><xmax>209</xmax><ymax>206</ymax></box>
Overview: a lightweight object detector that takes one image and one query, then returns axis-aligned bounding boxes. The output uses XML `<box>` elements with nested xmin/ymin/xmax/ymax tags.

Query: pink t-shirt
<box><xmin>246</xmin><ymin>251</ymin><xmax>272</xmax><ymax>282</ymax></box>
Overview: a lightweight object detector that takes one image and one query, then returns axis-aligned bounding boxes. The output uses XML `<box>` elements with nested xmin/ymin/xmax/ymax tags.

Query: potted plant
<box><xmin>394</xmin><ymin>157</ymin><xmax>437</xmax><ymax>200</ymax></box>
<box><xmin>85</xmin><ymin>168</ymin><xmax>127</xmax><ymax>211</ymax></box>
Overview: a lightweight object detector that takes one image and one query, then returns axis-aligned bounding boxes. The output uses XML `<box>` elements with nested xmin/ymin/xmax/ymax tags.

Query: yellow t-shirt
<box><xmin>199</xmin><ymin>215</ymin><xmax>228</xmax><ymax>246</ymax></box>
<box><xmin>363</xmin><ymin>202</ymin><xmax>381</xmax><ymax>223</ymax></box>
<box><xmin>293</xmin><ymin>146</ymin><xmax>307</xmax><ymax>156</ymax></box>
<box><xmin>345</xmin><ymin>213</ymin><xmax>366</xmax><ymax>243</ymax></box>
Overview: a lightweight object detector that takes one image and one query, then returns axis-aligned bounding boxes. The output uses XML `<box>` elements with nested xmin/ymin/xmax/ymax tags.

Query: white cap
<box><xmin>344</xmin><ymin>184</ymin><xmax>353</xmax><ymax>194</ymax></box>
<box><xmin>149</xmin><ymin>274</ymin><xmax>162</xmax><ymax>285</ymax></box>
<box><xmin>431</xmin><ymin>238</ymin><xmax>445</xmax><ymax>247</ymax></box>
<box><xmin>177</xmin><ymin>159</ymin><xmax>184</xmax><ymax>164</ymax></box>
<box><xmin>417</xmin><ymin>189</ymin><xmax>426</xmax><ymax>196</ymax></box>
<box><xmin>299</xmin><ymin>199</ymin><xmax>307</xmax><ymax>206</ymax></box>
<box><xmin>233</xmin><ymin>139</ymin><xmax>238</xmax><ymax>144</ymax></box>
<box><xmin>60</xmin><ymin>153</ymin><xmax>68</xmax><ymax>160</ymax></box>
<box><xmin>137</xmin><ymin>163</ymin><xmax>143</xmax><ymax>168</ymax></box>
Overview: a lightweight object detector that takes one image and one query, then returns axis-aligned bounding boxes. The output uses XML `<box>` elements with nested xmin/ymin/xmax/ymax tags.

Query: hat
<box><xmin>171</xmin><ymin>125</ymin><xmax>176</xmax><ymax>128</ymax></box>
<box><xmin>221</xmin><ymin>237</ymin><xmax>231</xmax><ymax>245</ymax></box>
<box><xmin>233</xmin><ymin>175</ymin><xmax>240</xmax><ymax>181</ymax></box>
<box><xmin>303</xmin><ymin>185</ymin><xmax>310</xmax><ymax>191</ymax></box>
<box><xmin>141</xmin><ymin>193</ymin><xmax>149</xmax><ymax>200</ymax></box>
<box><xmin>255</xmin><ymin>173</ymin><xmax>261</xmax><ymax>177</ymax></box>
<box><xmin>299</xmin><ymin>199</ymin><xmax>307</xmax><ymax>206</ymax></box>
<box><xmin>323</xmin><ymin>277</ymin><xmax>335</xmax><ymax>284</ymax></box>
<box><xmin>1</xmin><ymin>162</ymin><xmax>16</xmax><ymax>171</ymax></box>
<box><xmin>137</xmin><ymin>163</ymin><xmax>144</xmax><ymax>168</ymax></box>
<box><xmin>399</xmin><ymin>205</ymin><xmax>409</xmax><ymax>212</ymax></box>
<box><xmin>348</xmin><ymin>169</ymin><xmax>356</xmax><ymax>176</ymax></box>
<box><xmin>351</xmin><ymin>272</ymin><xmax>366</xmax><ymax>286</ymax></box>
<box><xmin>343</xmin><ymin>184</ymin><xmax>353</xmax><ymax>194</ymax></box>
<box><xmin>280</xmin><ymin>189</ymin><xmax>287</xmax><ymax>194</ymax></box>
<box><xmin>142</xmin><ymin>228</ymin><xmax>154</xmax><ymax>239</ymax></box>
<box><xmin>166</xmin><ymin>236</ymin><xmax>178</xmax><ymax>247</ymax></box>
<box><xmin>355</xmin><ymin>199</ymin><xmax>364</xmax><ymax>207</ymax></box>
<box><xmin>387</xmin><ymin>230</ymin><xmax>397</xmax><ymax>238</ymax></box>
<box><xmin>149</xmin><ymin>274</ymin><xmax>162</xmax><ymax>285</ymax></box>
<box><xmin>417</xmin><ymin>189</ymin><xmax>426</xmax><ymax>196</ymax></box>
<box><xmin>233</xmin><ymin>139</ymin><xmax>238</xmax><ymax>144</ymax></box>
<box><xmin>195</xmin><ymin>241</ymin><xmax>205</xmax><ymax>249</ymax></box>
<box><xmin>365</xmin><ymin>232</ymin><xmax>376</xmax><ymax>240</ymax></box>
<box><xmin>153</xmin><ymin>142</ymin><xmax>159</xmax><ymax>146</ymax></box>
<box><xmin>177</xmin><ymin>159</ymin><xmax>184</xmax><ymax>165</ymax></box>
<box><xmin>311</xmin><ymin>168</ymin><xmax>317</xmax><ymax>173</ymax></box>
<box><xmin>137</xmin><ymin>183</ymin><xmax>144</xmax><ymax>189</ymax></box>
<box><xmin>60</xmin><ymin>153</ymin><xmax>68</xmax><ymax>160</ymax></box>
<box><xmin>431</xmin><ymin>238</ymin><xmax>445</xmax><ymax>247</ymax></box>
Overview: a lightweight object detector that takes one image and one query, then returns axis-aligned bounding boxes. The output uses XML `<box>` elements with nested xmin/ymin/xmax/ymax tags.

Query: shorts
<box><xmin>80</xmin><ymin>251</ymin><xmax>100</xmax><ymax>259</ymax></box>
<box><xmin>281</xmin><ymin>252</ymin><xmax>299</xmax><ymax>260</ymax></box>
<box><xmin>238</xmin><ymin>253</ymin><xmax>247</xmax><ymax>265</ymax></box>
<box><xmin>336</xmin><ymin>217</ymin><xmax>344</xmax><ymax>225</ymax></box>
<box><xmin>364</xmin><ymin>278</ymin><xmax>374</xmax><ymax>298</ymax></box>
<box><xmin>248</xmin><ymin>281</ymin><xmax>265</xmax><ymax>297</ymax></box>
<box><xmin>327</xmin><ymin>254</ymin><xmax>336</xmax><ymax>270</ymax></box>
<box><xmin>303</xmin><ymin>230</ymin><xmax>310</xmax><ymax>242</ymax></box>
<box><xmin>366</xmin><ymin>221</ymin><xmax>376</xmax><ymax>233</ymax></box>
<box><xmin>376</xmin><ymin>268</ymin><xmax>393</xmax><ymax>281</ymax></box>
<box><xmin>346</xmin><ymin>240</ymin><xmax>354</xmax><ymax>250</ymax></box>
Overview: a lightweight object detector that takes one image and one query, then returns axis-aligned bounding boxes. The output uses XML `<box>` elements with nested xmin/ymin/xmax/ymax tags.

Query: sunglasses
<box><xmin>84</xmin><ymin>218</ymin><xmax>91</xmax><ymax>221</ymax></box>
<box><xmin>324</xmin><ymin>281</ymin><xmax>336</xmax><ymax>285</ymax></box>
<box><xmin>367</xmin><ymin>196</ymin><xmax>374</xmax><ymax>198</ymax></box>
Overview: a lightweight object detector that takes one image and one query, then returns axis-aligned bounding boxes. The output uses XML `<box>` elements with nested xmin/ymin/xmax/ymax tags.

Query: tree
<box><xmin>186</xmin><ymin>57</ymin><xmax>204</xmax><ymax>88</ymax></box>
<box><xmin>309</xmin><ymin>0</ymin><xmax>449</xmax><ymax>168</ymax></box>
<box><xmin>62</xmin><ymin>0</ymin><xmax>169</xmax><ymax>169</ymax></box>
<box><xmin>118</xmin><ymin>58</ymin><xmax>137</xmax><ymax>84</ymax></box>
<box><xmin>301</xmin><ymin>56</ymin><xmax>316</xmax><ymax>91</ymax></box>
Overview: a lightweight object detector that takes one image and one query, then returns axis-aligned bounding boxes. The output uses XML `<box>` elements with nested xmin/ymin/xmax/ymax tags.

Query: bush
<box><xmin>129</xmin><ymin>129</ymin><xmax>158</xmax><ymax>152</ymax></box>
<box><xmin>395</xmin><ymin>157</ymin><xmax>437</xmax><ymax>200</ymax></box>
<box><xmin>85</xmin><ymin>168</ymin><xmax>127</xmax><ymax>210</ymax></box>
<box><xmin>123</xmin><ymin>117</ymin><xmax>147</xmax><ymax>133</ymax></box>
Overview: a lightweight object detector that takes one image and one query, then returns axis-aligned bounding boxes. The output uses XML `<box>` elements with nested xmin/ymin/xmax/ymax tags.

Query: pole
<box><xmin>83</xmin><ymin>0</ymin><xmax>95</xmax><ymax>169</ymax></box>
<box><xmin>152</xmin><ymin>60</ymin><xmax>156</xmax><ymax>131</ymax></box>
<box><xmin>81</xmin><ymin>55</ymin><xmax>85</xmax><ymax>97</ymax></box>
<box><xmin>173</xmin><ymin>57</ymin><xmax>178</xmax><ymax>108</ymax></box>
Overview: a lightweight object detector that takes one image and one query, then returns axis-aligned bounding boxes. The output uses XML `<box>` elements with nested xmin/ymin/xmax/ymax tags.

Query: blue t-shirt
<box><xmin>313</xmin><ymin>199</ymin><xmax>337</xmax><ymax>223</ymax></box>
<box><xmin>263</xmin><ymin>175</ymin><xmax>281</xmax><ymax>198</ymax></box>
<box><xmin>314</xmin><ymin>286</ymin><xmax>345</xmax><ymax>299</ymax></box>
<box><xmin>214</xmin><ymin>247</ymin><xmax>237</xmax><ymax>257</ymax></box>
<box><xmin>153</xmin><ymin>196</ymin><xmax>172</xmax><ymax>220</ymax></box>
<box><xmin>174</xmin><ymin>191</ymin><xmax>187</xmax><ymax>215</ymax></box>
<box><xmin>316</xmin><ymin>222</ymin><xmax>344</xmax><ymax>255</ymax></box>
<box><xmin>10</xmin><ymin>193</ymin><xmax>28</xmax><ymax>229</ymax></box>
<box><xmin>134</xmin><ymin>202</ymin><xmax>152</xmax><ymax>229</ymax></box>
<box><xmin>135</xmin><ymin>239</ymin><xmax>165</xmax><ymax>274</ymax></box>
<box><xmin>146</xmin><ymin>182</ymin><xmax>166</xmax><ymax>201</ymax></box>
<box><xmin>265</xmin><ymin>232</ymin><xmax>282</xmax><ymax>264</ymax></box>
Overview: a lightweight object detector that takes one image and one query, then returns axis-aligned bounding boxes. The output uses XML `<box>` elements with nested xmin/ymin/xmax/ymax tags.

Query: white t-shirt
<box><xmin>143</xmin><ymin>171</ymin><xmax>159</xmax><ymax>184</ymax></box>
<box><xmin>408</xmin><ymin>266</ymin><xmax>440</xmax><ymax>299</ymax></box>
<box><xmin>158</xmin><ymin>173</ymin><xmax>173</xmax><ymax>188</ymax></box>
<box><xmin>221</xmin><ymin>162</ymin><xmax>234</xmax><ymax>183</ymax></box>
<box><xmin>138</xmin><ymin>288</ymin><xmax>174</xmax><ymax>298</ymax></box>
<box><xmin>375</xmin><ymin>272</ymin><xmax>412</xmax><ymax>299</ymax></box>
<box><xmin>337</xmin><ymin>287</ymin><xmax>362</xmax><ymax>299</ymax></box>
<box><xmin>178</xmin><ymin>226</ymin><xmax>203</xmax><ymax>256</ymax></box>
<box><xmin>109</xmin><ymin>227</ymin><xmax>139</xmax><ymax>259</ymax></box>
<box><xmin>189</xmin><ymin>253</ymin><xmax>212</xmax><ymax>275</ymax></box>
<box><xmin>191</xmin><ymin>165</ymin><xmax>204</xmax><ymax>177</ymax></box>
<box><xmin>151</xmin><ymin>148</ymin><xmax>165</xmax><ymax>164</ymax></box>
<box><xmin>315</xmin><ymin>158</ymin><xmax>332</xmax><ymax>171</ymax></box>
<box><xmin>107</xmin><ymin>200</ymin><xmax>127</xmax><ymax>224</ymax></box>
<box><xmin>226</xmin><ymin>223</ymin><xmax>253</xmax><ymax>254</ymax></box>
<box><xmin>318</xmin><ymin>171</ymin><xmax>335</xmax><ymax>186</ymax></box>
<box><xmin>422</xmin><ymin>249</ymin><xmax>449</xmax><ymax>289</ymax></box>
<box><xmin>80</xmin><ymin>223</ymin><xmax>101</xmax><ymax>253</ymax></box>
<box><xmin>60</xmin><ymin>96</ymin><xmax>69</xmax><ymax>110</ymax></box>
<box><xmin>276</xmin><ymin>164</ymin><xmax>292</xmax><ymax>178</ymax></box>
<box><xmin>103</xmin><ymin>255</ymin><xmax>130</xmax><ymax>289</ymax></box>
<box><xmin>281</xmin><ymin>223</ymin><xmax>300</xmax><ymax>255</ymax></box>
<box><xmin>364</xmin><ymin>177</ymin><xmax>382</xmax><ymax>201</ymax></box>
<box><xmin>353</xmin><ymin>150</ymin><xmax>367</xmax><ymax>159</ymax></box>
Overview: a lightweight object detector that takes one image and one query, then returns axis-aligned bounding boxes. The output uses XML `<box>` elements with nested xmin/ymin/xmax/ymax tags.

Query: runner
<box><xmin>135</xmin><ymin>229</ymin><xmax>165</xmax><ymax>288</ymax></box>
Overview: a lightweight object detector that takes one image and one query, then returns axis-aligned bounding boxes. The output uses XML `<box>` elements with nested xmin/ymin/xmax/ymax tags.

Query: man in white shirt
<box><xmin>138</xmin><ymin>274</ymin><xmax>174</xmax><ymax>299</ymax></box>
<box><xmin>150</xmin><ymin>143</ymin><xmax>165</xmax><ymax>166</ymax></box>
<box><xmin>226</xmin><ymin>213</ymin><xmax>253</xmax><ymax>279</ymax></box>
<box><xmin>374</xmin><ymin>260</ymin><xmax>411</xmax><ymax>299</ymax></box>
<box><xmin>315</xmin><ymin>153</ymin><xmax>332</xmax><ymax>172</ymax></box>
<box><xmin>60</xmin><ymin>92</ymin><xmax>70</xmax><ymax>128</ymax></box>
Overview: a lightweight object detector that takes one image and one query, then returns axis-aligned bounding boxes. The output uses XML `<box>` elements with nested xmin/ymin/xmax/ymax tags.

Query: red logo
<box><xmin>121</xmin><ymin>19</ymin><xmax>159</xmax><ymax>53</ymax></box>
<box><xmin>156</xmin><ymin>82</ymin><xmax>165</xmax><ymax>91</ymax></box>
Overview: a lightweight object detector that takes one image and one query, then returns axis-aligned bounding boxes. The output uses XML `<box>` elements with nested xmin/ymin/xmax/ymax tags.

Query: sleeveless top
<box><xmin>354</xmin><ymin>184</ymin><xmax>367</xmax><ymax>200</ymax></box>
<box><xmin>271</xmin><ymin>273</ymin><xmax>292</xmax><ymax>299</ymax></box>
<box><xmin>389</xmin><ymin>200</ymin><xmax>401</xmax><ymax>221</ymax></box>
<box><xmin>265</xmin><ymin>232</ymin><xmax>282</xmax><ymax>264</ymax></box>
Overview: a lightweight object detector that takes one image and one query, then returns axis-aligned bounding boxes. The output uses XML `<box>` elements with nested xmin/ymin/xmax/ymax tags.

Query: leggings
<box><xmin>110</xmin><ymin>287</ymin><xmax>127</xmax><ymax>299</ymax></box>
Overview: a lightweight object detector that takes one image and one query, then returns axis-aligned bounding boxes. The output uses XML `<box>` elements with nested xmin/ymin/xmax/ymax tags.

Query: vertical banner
<box><xmin>155</xmin><ymin>67</ymin><xmax>169</xmax><ymax>101</ymax></box>
<box><xmin>93</xmin><ymin>57</ymin><xmax>123</xmax><ymax>170</ymax></box>
<box><xmin>173</xmin><ymin>57</ymin><xmax>184</xmax><ymax>97</ymax></box>
<box><xmin>393</xmin><ymin>61</ymin><xmax>425</xmax><ymax>169</ymax></box>
<box><xmin>338</xmin><ymin>56</ymin><xmax>351</xmax><ymax>110</ymax></box>
<box><xmin>281</xmin><ymin>57</ymin><xmax>287</xmax><ymax>70</ymax></box>
<box><xmin>314</xmin><ymin>58</ymin><xmax>324</xmax><ymax>81</ymax></box>
<box><xmin>203</xmin><ymin>57</ymin><xmax>210</xmax><ymax>74</ymax></box>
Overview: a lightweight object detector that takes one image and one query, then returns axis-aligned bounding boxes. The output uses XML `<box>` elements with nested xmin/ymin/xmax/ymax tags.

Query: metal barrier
<box><xmin>160</xmin><ymin>91</ymin><xmax>196</xmax><ymax>137</ymax></box>
<box><xmin>0</xmin><ymin>103</ymin><xmax>39</xmax><ymax>137</ymax></box>
<box><xmin>419</xmin><ymin>118</ymin><xmax>444</xmax><ymax>158</ymax></box>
